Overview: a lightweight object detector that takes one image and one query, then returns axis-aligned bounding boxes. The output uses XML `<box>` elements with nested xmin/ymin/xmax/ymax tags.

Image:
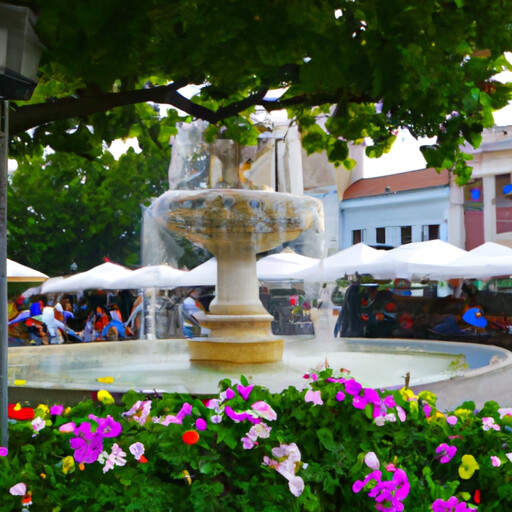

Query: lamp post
<box><xmin>0</xmin><ymin>3</ymin><xmax>42</xmax><ymax>447</ymax></box>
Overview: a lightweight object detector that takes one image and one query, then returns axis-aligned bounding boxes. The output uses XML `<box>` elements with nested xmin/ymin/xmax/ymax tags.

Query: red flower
<box><xmin>138</xmin><ymin>455</ymin><xmax>148</xmax><ymax>463</ymax></box>
<box><xmin>182</xmin><ymin>430</ymin><xmax>200</xmax><ymax>445</ymax></box>
<box><xmin>8</xmin><ymin>404</ymin><xmax>34</xmax><ymax>421</ymax></box>
<box><xmin>474</xmin><ymin>489</ymin><xmax>481</xmax><ymax>505</ymax></box>
<box><xmin>384</xmin><ymin>302</ymin><xmax>396</xmax><ymax>312</ymax></box>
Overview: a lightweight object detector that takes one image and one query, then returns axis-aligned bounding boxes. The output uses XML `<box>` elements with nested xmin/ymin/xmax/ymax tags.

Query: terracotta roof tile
<box><xmin>342</xmin><ymin>168</ymin><xmax>450</xmax><ymax>200</ymax></box>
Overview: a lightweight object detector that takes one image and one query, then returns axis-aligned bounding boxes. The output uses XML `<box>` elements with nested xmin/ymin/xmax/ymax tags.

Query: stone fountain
<box><xmin>147</xmin><ymin>122</ymin><xmax>323</xmax><ymax>363</ymax></box>
<box><xmin>7</xmin><ymin>121</ymin><xmax>512</xmax><ymax>412</ymax></box>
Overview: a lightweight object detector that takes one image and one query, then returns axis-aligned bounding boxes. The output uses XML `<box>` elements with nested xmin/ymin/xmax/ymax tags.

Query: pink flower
<box><xmin>195</xmin><ymin>418</ymin><xmax>208</xmax><ymax>431</ymax></box>
<box><xmin>59</xmin><ymin>421</ymin><xmax>76</xmax><ymax>433</ymax></box>
<box><xmin>491</xmin><ymin>455</ymin><xmax>501</xmax><ymax>467</ymax></box>
<box><xmin>224</xmin><ymin>388</ymin><xmax>236</xmax><ymax>400</ymax></box>
<box><xmin>242</xmin><ymin>436</ymin><xmax>256</xmax><ymax>449</ymax></box>
<box><xmin>31</xmin><ymin>417</ymin><xmax>46</xmax><ymax>434</ymax></box>
<box><xmin>482</xmin><ymin>417</ymin><xmax>501</xmax><ymax>431</ymax></box>
<box><xmin>305</xmin><ymin>389</ymin><xmax>323</xmax><ymax>406</ymax></box>
<box><xmin>435</xmin><ymin>443</ymin><xmax>457</xmax><ymax>464</ymax></box>
<box><xmin>0</xmin><ymin>446</ymin><xmax>7</xmax><ymax>457</ymax></box>
<box><xmin>129</xmin><ymin>442</ymin><xmax>145</xmax><ymax>461</ymax></box>
<box><xmin>122</xmin><ymin>400</ymin><xmax>152</xmax><ymax>426</ymax></box>
<box><xmin>9</xmin><ymin>482</ymin><xmax>27</xmax><ymax>496</ymax></box>
<box><xmin>251</xmin><ymin>401</ymin><xmax>277</xmax><ymax>421</ymax></box>
<box><xmin>352</xmin><ymin>396</ymin><xmax>368</xmax><ymax>410</ymax></box>
<box><xmin>263</xmin><ymin>443</ymin><xmax>305</xmax><ymax>497</ymax></box>
<box><xmin>335</xmin><ymin>391</ymin><xmax>345</xmax><ymax>402</ymax></box>
<box><xmin>344</xmin><ymin>379</ymin><xmax>362</xmax><ymax>396</ymax></box>
<box><xmin>446</xmin><ymin>415</ymin><xmax>458</xmax><ymax>425</ymax></box>
<box><xmin>237</xmin><ymin>384</ymin><xmax>254</xmax><ymax>401</ymax></box>
<box><xmin>364</xmin><ymin>452</ymin><xmax>380</xmax><ymax>470</ymax></box>
<box><xmin>98</xmin><ymin>443</ymin><xmax>127</xmax><ymax>473</ymax></box>
<box><xmin>50</xmin><ymin>404</ymin><xmax>65</xmax><ymax>416</ymax></box>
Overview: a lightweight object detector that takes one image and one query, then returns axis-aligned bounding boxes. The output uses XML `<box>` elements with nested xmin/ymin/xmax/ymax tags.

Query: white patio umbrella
<box><xmin>362</xmin><ymin>239</ymin><xmax>468</xmax><ymax>281</ymax></box>
<box><xmin>110</xmin><ymin>264</ymin><xmax>186</xmax><ymax>289</ymax></box>
<box><xmin>41</xmin><ymin>262</ymin><xmax>133</xmax><ymax>293</ymax></box>
<box><xmin>7</xmin><ymin>258</ymin><xmax>48</xmax><ymax>282</ymax></box>
<box><xmin>290</xmin><ymin>243</ymin><xmax>387</xmax><ymax>282</ymax></box>
<box><xmin>176</xmin><ymin>258</ymin><xmax>217</xmax><ymax>287</ymax></box>
<box><xmin>427</xmin><ymin>242</ymin><xmax>512</xmax><ymax>281</ymax></box>
<box><xmin>257</xmin><ymin>251</ymin><xmax>320</xmax><ymax>281</ymax></box>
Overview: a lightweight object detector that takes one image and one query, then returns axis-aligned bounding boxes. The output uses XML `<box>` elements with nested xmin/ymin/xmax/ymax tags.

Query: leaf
<box><xmin>317</xmin><ymin>427</ymin><xmax>338</xmax><ymax>452</ymax></box>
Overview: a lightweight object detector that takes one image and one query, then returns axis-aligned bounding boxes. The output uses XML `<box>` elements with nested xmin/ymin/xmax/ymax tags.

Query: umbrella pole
<box><xmin>0</xmin><ymin>100</ymin><xmax>9</xmax><ymax>446</ymax></box>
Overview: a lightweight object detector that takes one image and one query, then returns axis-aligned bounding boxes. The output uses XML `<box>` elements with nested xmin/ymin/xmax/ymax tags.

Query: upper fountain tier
<box><xmin>150</xmin><ymin>188</ymin><xmax>324</xmax><ymax>256</ymax></box>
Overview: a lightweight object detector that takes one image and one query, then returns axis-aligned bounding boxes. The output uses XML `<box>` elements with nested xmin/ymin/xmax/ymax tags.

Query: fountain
<box><xmin>7</xmin><ymin>121</ymin><xmax>512</xmax><ymax>411</ymax></box>
<box><xmin>148</xmin><ymin>188</ymin><xmax>323</xmax><ymax>363</ymax></box>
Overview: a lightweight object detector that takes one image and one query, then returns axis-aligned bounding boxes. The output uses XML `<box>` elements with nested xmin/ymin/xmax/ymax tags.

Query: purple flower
<box><xmin>435</xmin><ymin>443</ymin><xmax>457</xmax><ymax>464</ymax></box>
<box><xmin>176</xmin><ymin>403</ymin><xmax>193</xmax><ymax>422</ymax></box>
<box><xmin>432</xmin><ymin>496</ymin><xmax>474</xmax><ymax>511</ymax></box>
<box><xmin>237</xmin><ymin>384</ymin><xmax>254</xmax><ymax>401</ymax></box>
<box><xmin>89</xmin><ymin>414</ymin><xmax>122</xmax><ymax>438</ymax></box>
<box><xmin>345</xmin><ymin>379</ymin><xmax>363</xmax><ymax>396</ymax></box>
<box><xmin>352</xmin><ymin>395</ymin><xmax>368</xmax><ymax>410</ymax></box>
<box><xmin>335</xmin><ymin>391</ymin><xmax>345</xmax><ymax>402</ymax></box>
<box><xmin>195</xmin><ymin>418</ymin><xmax>208</xmax><ymax>431</ymax></box>
<box><xmin>224</xmin><ymin>406</ymin><xmax>249</xmax><ymax>423</ymax></box>
<box><xmin>50</xmin><ymin>404</ymin><xmax>65</xmax><ymax>416</ymax></box>
<box><xmin>224</xmin><ymin>388</ymin><xmax>236</xmax><ymax>400</ymax></box>
<box><xmin>70</xmin><ymin>422</ymin><xmax>104</xmax><ymax>464</ymax></box>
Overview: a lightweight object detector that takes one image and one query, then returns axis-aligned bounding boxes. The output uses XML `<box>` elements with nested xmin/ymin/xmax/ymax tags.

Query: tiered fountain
<box><xmin>7</xmin><ymin>121</ymin><xmax>512</xmax><ymax>411</ymax></box>
<box><xmin>149</xmin><ymin>188</ymin><xmax>322</xmax><ymax>363</ymax></box>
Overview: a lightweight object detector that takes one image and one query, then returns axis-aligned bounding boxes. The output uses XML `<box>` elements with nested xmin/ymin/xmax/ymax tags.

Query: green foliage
<box><xmin>3</xmin><ymin>370</ymin><xmax>512</xmax><ymax>511</ymax></box>
<box><xmin>7</xmin><ymin>140</ymin><xmax>169</xmax><ymax>275</ymax></box>
<box><xmin>4</xmin><ymin>0</ymin><xmax>512</xmax><ymax>184</ymax></box>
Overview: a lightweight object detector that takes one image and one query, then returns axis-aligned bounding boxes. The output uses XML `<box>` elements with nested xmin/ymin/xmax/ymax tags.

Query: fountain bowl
<box><xmin>7</xmin><ymin>336</ymin><xmax>512</xmax><ymax>412</ymax></box>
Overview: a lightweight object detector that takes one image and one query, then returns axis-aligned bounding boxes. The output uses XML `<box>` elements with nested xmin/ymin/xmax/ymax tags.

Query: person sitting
<box><xmin>101</xmin><ymin>318</ymin><xmax>127</xmax><ymax>341</ymax></box>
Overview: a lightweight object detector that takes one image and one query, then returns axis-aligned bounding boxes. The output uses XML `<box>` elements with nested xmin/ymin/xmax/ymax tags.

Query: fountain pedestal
<box><xmin>149</xmin><ymin>188</ymin><xmax>323</xmax><ymax>364</ymax></box>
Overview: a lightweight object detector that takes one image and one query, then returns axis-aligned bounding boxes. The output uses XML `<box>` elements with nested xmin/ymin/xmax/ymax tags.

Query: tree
<box><xmin>8</xmin><ymin>0</ymin><xmax>512</xmax><ymax>183</ymax></box>
<box><xmin>7</xmin><ymin>113</ymin><xmax>170</xmax><ymax>275</ymax></box>
<box><xmin>5</xmin><ymin>0</ymin><xmax>512</xmax><ymax>273</ymax></box>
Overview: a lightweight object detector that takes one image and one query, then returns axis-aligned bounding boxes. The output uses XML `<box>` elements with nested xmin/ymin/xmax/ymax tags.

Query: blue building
<box><xmin>339</xmin><ymin>168</ymin><xmax>452</xmax><ymax>250</ymax></box>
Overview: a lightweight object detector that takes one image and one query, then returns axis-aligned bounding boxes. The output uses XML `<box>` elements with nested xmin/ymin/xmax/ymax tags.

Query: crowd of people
<box><xmin>7</xmin><ymin>290</ymin><xmax>143</xmax><ymax>346</ymax></box>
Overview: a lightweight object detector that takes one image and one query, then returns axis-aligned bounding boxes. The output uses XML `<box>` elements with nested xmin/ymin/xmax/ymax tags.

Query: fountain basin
<box><xmin>7</xmin><ymin>337</ymin><xmax>512</xmax><ymax>411</ymax></box>
<box><xmin>147</xmin><ymin>188</ymin><xmax>324</xmax><ymax>363</ymax></box>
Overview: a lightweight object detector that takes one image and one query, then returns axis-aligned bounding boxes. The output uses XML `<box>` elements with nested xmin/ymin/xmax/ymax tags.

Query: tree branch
<box><xmin>9</xmin><ymin>80</ymin><xmax>351</xmax><ymax>136</ymax></box>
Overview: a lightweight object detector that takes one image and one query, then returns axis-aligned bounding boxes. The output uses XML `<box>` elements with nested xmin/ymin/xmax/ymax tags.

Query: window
<box><xmin>352</xmin><ymin>229</ymin><xmax>366</xmax><ymax>244</ymax></box>
<box><xmin>376</xmin><ymin>227</ymin><xmax>386</xmax><ymax>244</ymax></box>
<box><xmin>401</xmin><ymin>226</ymin><xmax>412</xmax><ymax>244</ymax></box>
<box><xmin>422</xmin><ymin>225</ymin><xmax>439</xmax><ymax>241</ymax></box>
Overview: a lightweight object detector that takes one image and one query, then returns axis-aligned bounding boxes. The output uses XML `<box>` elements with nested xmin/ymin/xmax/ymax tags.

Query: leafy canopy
<box><xmin>8</xmin><ymin>0</ymin><xmax>512</xmax><ymax>183</ymax></box>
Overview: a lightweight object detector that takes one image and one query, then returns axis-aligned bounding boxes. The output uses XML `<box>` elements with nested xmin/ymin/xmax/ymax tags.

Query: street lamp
<box><xmin>0</xmin><ymin>3</ymin><xmax>43</xmax><ymax>447</ymax></box>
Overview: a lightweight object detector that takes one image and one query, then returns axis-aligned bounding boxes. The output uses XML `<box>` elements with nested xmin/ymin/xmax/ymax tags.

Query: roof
<box><xmin>342</xmin><ymin>167</ymin><xmax>450</xmax><ymax>200</ymax></box>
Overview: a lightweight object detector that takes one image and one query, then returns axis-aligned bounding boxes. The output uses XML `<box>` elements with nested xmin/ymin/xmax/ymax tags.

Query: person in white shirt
<box><xmin>41</xmin><ymin>303</ymin><xmax>66</xmax><ymax>344</ymax></box>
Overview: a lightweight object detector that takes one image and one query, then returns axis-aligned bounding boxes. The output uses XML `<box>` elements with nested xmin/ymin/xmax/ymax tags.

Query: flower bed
<box><xmin>2</xmin><ymin>368</ymin><xmax>512</xmax><ymax>511</ymax></box>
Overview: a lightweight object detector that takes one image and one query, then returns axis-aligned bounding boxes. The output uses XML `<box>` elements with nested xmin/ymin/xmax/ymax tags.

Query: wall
<box><xmin>339</xmin><ymin>187</ymin><xmax>450</xmax><ymax>249</ymax></box>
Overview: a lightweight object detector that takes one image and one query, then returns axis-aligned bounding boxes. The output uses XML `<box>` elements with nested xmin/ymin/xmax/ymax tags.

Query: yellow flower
<box><xmin>418</xmin><ymin>390</ymin><xmax>437</xmax><ymax>406</ymax></box>
<box><xmin>399</xmin><ymin>387</ymin><xmax>417</xmax><ymax>401</ymax></box>
<box><xmin>14</xmin><ymin>379</ymin><xmax>26</xmax><ymax>386</ymax></box>
<box><xmin>97</xmin><ymin>389</ymin><xmax>115</xmax><ymax>405</ymax></box>
<box><xmin>459</xmin><ymin>454</ymin><xmax>479</xmax><ymax>479</ymax></box>
<box><xmin>62</xmin><ymin>455</ymin><xmax>75</xmax><ymax>475</ymax></box>
<box><xmin>35</xmin><ymin>404</ymin><xmax>50</xmax><ymax>417</ymax></box>
<box><xmin>427</xmin><ymin>410</ymin><xmax>445</xmax><ymax>423</ymax></box>
<box><xmin>97</xmin><ymin>376</ymin><xmax>114</xmax><ymax>384</ymax></box>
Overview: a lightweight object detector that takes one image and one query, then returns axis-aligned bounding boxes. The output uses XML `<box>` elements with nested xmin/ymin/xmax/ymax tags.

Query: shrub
<box><xmin>2</xmin><ymin>368</ymin><xmax>512</xmax><ymax>511</ymax></box>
